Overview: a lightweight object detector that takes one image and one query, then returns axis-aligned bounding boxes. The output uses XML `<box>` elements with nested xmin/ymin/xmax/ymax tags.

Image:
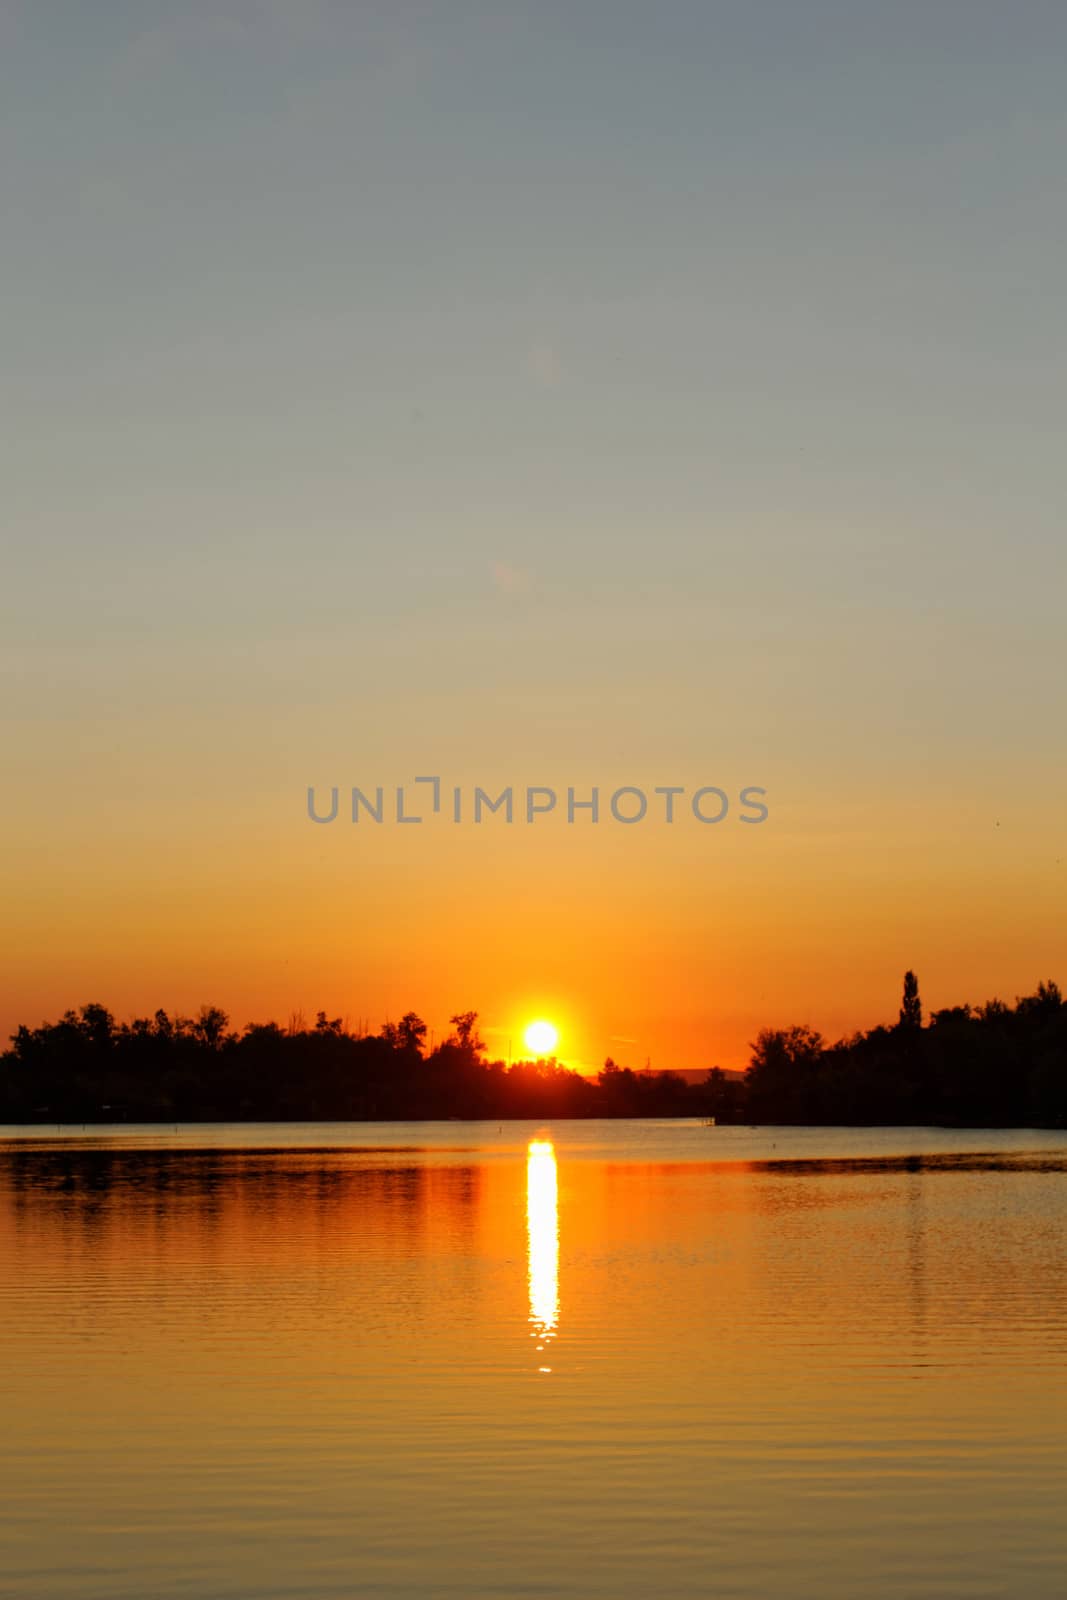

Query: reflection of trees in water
<box><xmin>1</xmin><ymin>1151</ymin><xmax>492</xmax><ymax>1347</ymax></box>
<box><xmin>905</xmin><ymin>1166</ymin><xmax>928</xmax><ymax>1362</ymax></box>
<box><xmin>1</xmin><ymin>1150</ymin><xmax>485</xmax><ymax>1261</ymax></box>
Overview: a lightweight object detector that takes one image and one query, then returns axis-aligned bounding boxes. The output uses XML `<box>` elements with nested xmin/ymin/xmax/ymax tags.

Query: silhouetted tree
<box><xmin>746</xmin><ymin>1025</ymin><xmax>825</xmax><ymax>1122</ymax></box>
<box><xmin>397</xmin><ymin>1012</ymin><xmax>427</xmax><ymax>1054</ymax></box>
<box><xmin>703</xmin><ymin>1066</ymin><xmax>742</xmax><ymax>1122</ymax></box>
<box><xmin>448</xmin><ymin>1011</ymin><xmax>483</xmax><ymax>1054</ymax></box>
<box><xmin>192</xmin><ymin>1006</ymin><xmax>231</xmax><ymax>1051</ymax></box>
<box><xmin>1016</xmin><ymin>979</ymin><xmax>1062</xmax><ymax>1018</ymax></box>
<box><xmin>2</xmin><ymin>976</ymin><xmax>1064</xmax><ymax>1126</ymax></box>
<box><xmin>899</xmin><ymin>970</ymin><xmax>922</xmax><ymax>1031</ymax></box>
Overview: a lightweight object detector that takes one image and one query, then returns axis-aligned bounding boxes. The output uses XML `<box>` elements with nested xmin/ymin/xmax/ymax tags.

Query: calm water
<box><xmin>1</xmin><ymin>1122</ymin><xmax>1065</xmax><ymax>1599</ymax></box>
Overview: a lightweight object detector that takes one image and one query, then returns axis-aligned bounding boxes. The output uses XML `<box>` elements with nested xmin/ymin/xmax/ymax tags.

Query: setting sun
<box><xmin>524</xmin><ymin>1019</ymin><xmax>559</xmax><ymax>1057</ymax></box>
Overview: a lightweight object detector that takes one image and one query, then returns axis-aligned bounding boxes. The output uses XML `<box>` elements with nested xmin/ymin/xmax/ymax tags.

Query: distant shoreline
<box><xmin>4</xmin><ymin>977</ymin><xmax>1064</xmax><ymax>1129</ymax></box>
<box><xmin>2</xmin><ymin>1115</ymin><xmax>1064</xmax><ymax>1131</ymax></box>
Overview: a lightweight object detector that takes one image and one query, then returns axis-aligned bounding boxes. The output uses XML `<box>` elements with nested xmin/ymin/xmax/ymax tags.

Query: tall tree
<box><xmin>899</xmin><ymin>970</ymin><xmax>922</xmax><ymax>1031</ymax></box>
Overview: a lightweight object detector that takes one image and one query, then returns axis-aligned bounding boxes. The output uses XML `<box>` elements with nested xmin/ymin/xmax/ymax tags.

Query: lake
<box><xmin>1</xmin><ymin>1121</ymin><xmax>1065</xmax><ymax>1599</ymax></box>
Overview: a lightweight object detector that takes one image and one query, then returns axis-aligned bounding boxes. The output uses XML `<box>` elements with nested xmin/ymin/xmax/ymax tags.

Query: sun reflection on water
<box><xmin>526</xmin><ymin>1138</ymin><xmax>559</xmax><ymax>1359</ymax></box>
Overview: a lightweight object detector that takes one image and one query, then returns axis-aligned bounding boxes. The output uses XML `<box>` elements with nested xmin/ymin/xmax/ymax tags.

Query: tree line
<box><xmin>1</xmin><ymin>974</ymin><xmax>1064</xmax><ymax>1125</ymax></box>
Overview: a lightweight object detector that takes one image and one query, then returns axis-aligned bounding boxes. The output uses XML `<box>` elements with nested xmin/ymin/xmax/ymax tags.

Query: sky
<box><xmin>2</xmin><ymin>1</ymin><xmax>1066</xmax><ymax>1070</ymax></box>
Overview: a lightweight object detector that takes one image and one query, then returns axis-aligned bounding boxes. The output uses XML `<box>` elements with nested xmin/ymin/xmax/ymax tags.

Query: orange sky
<box><xmin>3</xmin><ymin>5</ymin><xmax>1065</xmax><ymax>1075</ymax></box>
<box><xmin>3</xmin><ymin>734</ymin><xmax>1064</xmax><ymax>1071</ymax></box>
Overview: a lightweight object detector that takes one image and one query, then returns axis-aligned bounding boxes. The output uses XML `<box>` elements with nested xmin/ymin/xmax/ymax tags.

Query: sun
<box><xmin>524</xmin><ymin>1019</ymin><xmax>559</xmax><ymax>1057</ymax></box>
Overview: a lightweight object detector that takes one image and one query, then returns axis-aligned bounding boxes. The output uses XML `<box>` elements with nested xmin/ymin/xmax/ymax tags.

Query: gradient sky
<box><xmin>3</xmin><ymin>1</ymin><xmax>1066</xmax><ymax>1070</ymax></box>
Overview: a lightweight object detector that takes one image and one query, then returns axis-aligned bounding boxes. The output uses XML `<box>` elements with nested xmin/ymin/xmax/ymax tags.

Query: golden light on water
<box><xmin>526</xmin><ymin>1138</ymin><xmax>559</xmax><ymax>1356</ymax></box>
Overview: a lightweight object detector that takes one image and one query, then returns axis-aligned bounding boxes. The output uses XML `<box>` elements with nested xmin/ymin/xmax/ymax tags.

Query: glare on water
<box><xmin>526</xmin><ymin>1138</ymin><xmax>559</xmax><ymax>1353</ymax></box>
